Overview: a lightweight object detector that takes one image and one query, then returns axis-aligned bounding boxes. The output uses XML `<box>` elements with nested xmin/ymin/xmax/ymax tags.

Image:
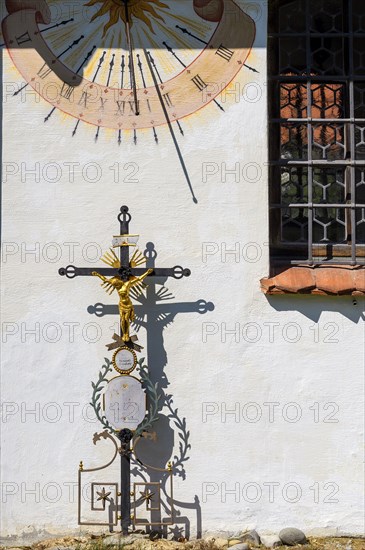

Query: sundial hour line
<box><xmin>5</xmin><ymin>0</ymin><xmax>256</xmax><ymax>148</ymax></box>
<box><xmin>0</xmin><ymin>17</ymin><xmax>74</xmax><ymax>48</ymax></box>
<box><xmin>123</xmin><ymin>0</ymin><xmax>139</xmax><ymax>116</ymax></box>
<box><xmin>73</xmin><ymin>50</ymin><xmax>106</xmax><ymax>137</ymax></box>
<box><xmin>163</xmin><ymin>41</ymin><xmax>187</xmax><ymax>68</ymax></box>
<box><xmin>107</xmin><ymin>53</ymin><xmax>115</xmax><ymax>87</ymax></box>
<box><xmin>94</xmin><ymin>53</ymin><xmax>117</xmax><ymax>141</ymax></box>
<box><xmin>175</xmin><ymin>25</ymin><xmax>208</xmax><ymax>46</ymax></box>
<box><xmin>146</xmin><ymin>51</ymin><xmax>184</xmax><ymax>135</ymax></box>
<box><xmin>175</xmin><ymin>23</ymin><xmax>259</xmax><ymax>74</ymax></box>
<box><xmin>43</xmin><ymin>35</ymin><xmax>92</xmax><ymax>122</ymax></box>
<box><xmin>137</xmin><ymin>53</ymin><xmax>158</xmax><ymax>143</ymax></box>
<box><xmin>15</xmin><ymin>34</ymin><xmax>86</xmax><ymax>97</ymax></box>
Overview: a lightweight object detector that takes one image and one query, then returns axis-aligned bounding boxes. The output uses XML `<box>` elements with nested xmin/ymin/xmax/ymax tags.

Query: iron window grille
<box><xmin>268</xmin><ymin>0</ymin><xmax>365</xmax><ymax>266</ymax></box>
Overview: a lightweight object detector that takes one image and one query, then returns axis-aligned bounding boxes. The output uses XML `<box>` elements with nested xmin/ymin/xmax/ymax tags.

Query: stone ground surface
<box><xmin>1</xmin><ymin>534</ymin><xmax>365</xmax><ymax>550</ymax></box>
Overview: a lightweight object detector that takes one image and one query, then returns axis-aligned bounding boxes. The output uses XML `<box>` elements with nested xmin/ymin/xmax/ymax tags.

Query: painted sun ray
<box><xmin>85</xmin><ymin>0</ymin><xmax>170</xmax><ymax>37</ymax></box>
<box><xmin>153</xmin><ymin>19</ymin><xmax>194</xmax><ymax>51</ymax></box>
<box><xmin>163</xmin><ymin>11</ymin><xmax>213</xmax><ymax>35</ymax></box>
<box><xmin>41</xmin><ymin>0</ymin><xmax>214</xmax><ymax>85</ymax></box>
<box><xmin>3</xmin><ymin>0</ymin><xmax>256</xmax><ymax>145</ymax></box>
<box><xmin>63</xmin><ymin>34</ymin><xmax>99</xmax><ymax>72</ymax></box>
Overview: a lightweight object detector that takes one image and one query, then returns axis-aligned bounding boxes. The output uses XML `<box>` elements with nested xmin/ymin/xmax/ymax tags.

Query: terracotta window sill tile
<box><xmin>260</xmin><ymin>265</ymin><xmax>365</xmax><ymax>296</ymax></box>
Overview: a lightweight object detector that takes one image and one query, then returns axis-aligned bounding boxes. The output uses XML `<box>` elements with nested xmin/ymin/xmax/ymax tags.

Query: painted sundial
<box><xmin>2</xmin><ymin>0</ymin><xmax>256</xmax><ymax>140</ymax></box>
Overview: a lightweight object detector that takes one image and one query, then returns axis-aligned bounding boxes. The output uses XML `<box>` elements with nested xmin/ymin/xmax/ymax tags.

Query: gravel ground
<box><xmin>1</xmin><ymin>534</ymin><xmax>364</xmax><ymax>550</ymax></box>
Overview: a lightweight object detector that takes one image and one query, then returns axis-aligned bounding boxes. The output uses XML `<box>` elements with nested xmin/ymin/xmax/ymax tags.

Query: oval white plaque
<box><xmin>112</xmin><ymin>346</ymin><xmax>137</xmax><ymax>374</ymax></box>
<box><xmin>103</xmin><ymin>376</ymin><xmax>146</xmax><ymax>431</ymax></box>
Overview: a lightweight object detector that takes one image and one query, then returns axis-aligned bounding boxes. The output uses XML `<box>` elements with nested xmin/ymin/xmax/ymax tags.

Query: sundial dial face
<box><xmin>2</xmin><ymin>0</ymin><xmax>256</xmax><ymax>135</ymax></box>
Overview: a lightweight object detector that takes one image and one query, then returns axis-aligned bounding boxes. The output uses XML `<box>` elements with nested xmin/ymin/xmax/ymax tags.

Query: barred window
<box><xmin>268</xmin><ymin>0</ymin><xmax>365</xmax><ymax>266</ymax></box>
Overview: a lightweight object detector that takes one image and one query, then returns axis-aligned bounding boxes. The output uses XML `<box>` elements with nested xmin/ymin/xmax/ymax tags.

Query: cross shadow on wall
<box><xmin>87</xmin><ymin>243</ymin><xmax>214</xmax><ymax>539</ymax></box>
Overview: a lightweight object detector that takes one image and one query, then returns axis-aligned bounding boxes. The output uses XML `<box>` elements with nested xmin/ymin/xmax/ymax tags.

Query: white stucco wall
<box><xmin>1</xmin><ymin>0</ymin><xmax>364</xmax><ymax>542</ymax></box>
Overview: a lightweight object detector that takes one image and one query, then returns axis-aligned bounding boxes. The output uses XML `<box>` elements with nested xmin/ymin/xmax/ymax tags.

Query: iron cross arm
<box><xmin>58</xmin><ymin>206</ymin><xmax>191</xmax><ymax>280</ymax></box>
<box><xmin>58</xmin><ymin>265</ymin><xmax>191</xmax><ymax>280</ymax></box>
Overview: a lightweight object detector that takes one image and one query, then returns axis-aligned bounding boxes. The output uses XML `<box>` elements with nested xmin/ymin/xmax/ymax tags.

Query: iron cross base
<box><xmin>59</xmin><ymin>206</ymin><xmax>190</xmax><ymax>534</ymax></box>
<box><xmin>118</xmin><ymin>428</ymin><xmax>134</xmax><ymax>535</ymax></box>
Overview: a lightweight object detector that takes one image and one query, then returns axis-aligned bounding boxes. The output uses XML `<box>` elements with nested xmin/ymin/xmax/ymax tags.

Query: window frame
<box><xmin>268</xmin><ymin>0</ymin><xmax>365</xmax><ymax>267</ymax></box>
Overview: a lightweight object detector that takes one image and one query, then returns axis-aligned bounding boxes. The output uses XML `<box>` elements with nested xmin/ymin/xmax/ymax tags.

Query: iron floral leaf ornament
<box><xmin>134</xmin><ymin>360</ymin><xmax>160</xmax><ymax>438</ymax></box>
<box><xmin>90</xmin><ymin>359</ymin><xmax>114</xmax><ymax>433</ymax></box>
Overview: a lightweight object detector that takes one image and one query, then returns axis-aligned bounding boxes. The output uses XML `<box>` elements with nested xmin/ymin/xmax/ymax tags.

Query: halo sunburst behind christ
<box><xmin>85</xmin><ymin>0</ymin><xmax>169</xmax><ymax>36</ymax></box>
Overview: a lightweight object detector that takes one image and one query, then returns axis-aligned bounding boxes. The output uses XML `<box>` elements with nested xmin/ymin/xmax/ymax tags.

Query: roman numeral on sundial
<box><xmin>191</xmin><ymin>74</ymin><xmax>207</xmax><ymax>91</ymax></box>
<box><xmin>191</xmin><ymin>75</ymin><xmax>224</xmax><ymax>112</ymax></box>
<box><xmin>73</xmin><ymin>51</ymin><xmax>106</xmax><ymax>138</ymax></box>
<box><xmin>124</xmin><ymin>100</ymin><xmax>140</xmax><ymax>115</ymax></box>
<box><xmin>78</xmin><ymin>91</ymin><xmax>90</xmax><ymax>107</ymax></box>
<box><xmin>60</xmin><ymin>83</ymin><xmax>74</xmax><ymax>100</ymax></box>
<box><xmin>46</xmin><ymin>43</ymin><xmax>94</xmax><ymax>122</ymax></box>
<box><xmin>176</xmin><ymin>23</ymin><xmax>258</xmax><ymax>74</ymax></box>
<box><xmin>136</xmin><ymin>54</ymin><xmax>149</xmax><ymax>114</ymax></box>
<box><xmin>41</xmin><ymin>35</ymin><xmax>87</xmax><ymax>121</ymax></box>
<box><xmin>216</xmin><ymin>44</ymin><xmax>234</xmax><ymax>62</ymax></box>
<box><xmin>146</xmin><ymin>51</ymin><xmax>184</xmax><ymax>136</ymax></box>
<box><xmin>15</xmin><ymin>34</ymin><xmax>86</xmax><ymax>97</ymax></box>
<box><xmin>41</xmin><ymin>40</ymin><xmax>94</xmax><ymax>82</ymax></box>
<box><xmin>94</xmin><ymin>54</ymin><xmax>116</xmax><ymax>141</ymax></box>
<box><xmin>115</xmin><ymin>100</ymin><xmax>124</xmax><ymax>115</ymax></box>
<box><xmin>0</xmin><ymin>18</ymin><xmax>74</xmax><ymax>48</ymax></box>
<box><xmin>16</xmin><ymin>31</ymin><xmax>31</xmax><ymax>45</ymax></box>
<box><xmin>130</xmin><ymin>100</ymin><xmax>139</xmax><ymax>115</ymax></box>
<box><xmin>136</xmin><ymin>53</ymin><xmax>158</xmax><ymax>143</ymax></box>
<box><xmin>37</xmin><ymin>63</ymin><xmax>52</xmax><ymax>79</ymax></box>
<box><xmin>99</xmin><ymin>97</ymin><xmax>108</xmax><ymax>111</ymax></box>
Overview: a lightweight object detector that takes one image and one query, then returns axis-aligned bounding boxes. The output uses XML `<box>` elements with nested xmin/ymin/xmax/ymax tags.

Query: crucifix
<box><xmin>59</xmin><ymin>205</ymin><xmax>191</xmax><ymax>534</ymax></box>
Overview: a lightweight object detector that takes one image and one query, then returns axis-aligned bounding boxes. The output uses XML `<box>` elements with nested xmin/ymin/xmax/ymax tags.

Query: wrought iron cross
<box><xmin>59</xmin><ymin>205</ymin><xmax>191</xmax><ymax>282</ymax></box>
<box><xmin>58</xmin><ymin>205</ymin><xmax>191</xmax><ymax>534</ymax></box>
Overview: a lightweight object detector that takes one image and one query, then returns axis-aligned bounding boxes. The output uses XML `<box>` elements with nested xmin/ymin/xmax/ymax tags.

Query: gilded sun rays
<box><xmin>85</xmin><ymin>0</ymin><xmax>170</xmax><ymax>36</ymax></box>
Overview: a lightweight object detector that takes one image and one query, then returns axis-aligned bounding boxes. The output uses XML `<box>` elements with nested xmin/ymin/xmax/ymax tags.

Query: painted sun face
<box><xmin>85</xmin><ymin>0</ymin><xmax>169</xmax><ymax>36</ymax></box>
